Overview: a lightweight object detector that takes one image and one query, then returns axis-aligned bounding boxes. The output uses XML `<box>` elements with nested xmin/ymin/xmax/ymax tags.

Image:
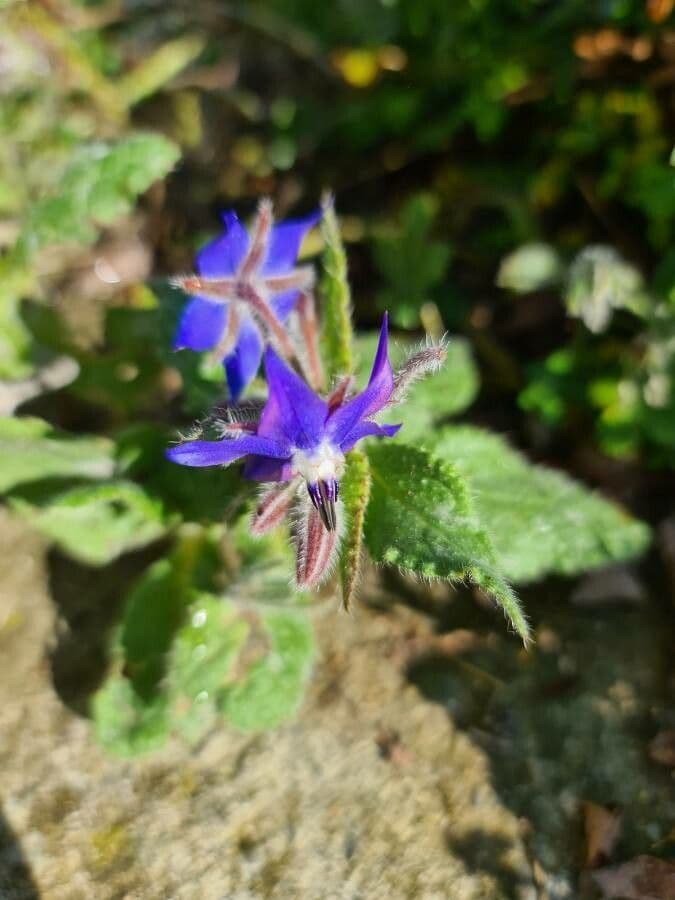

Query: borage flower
<box><xmin>167</xmin><ymin>313</ymin><xmax>446</xmax><ymax>588</ymax></box>
<box><xmin>173</xmin><ymin>200</ymin><xmax>321</xmax><ymax>400</ymax></box>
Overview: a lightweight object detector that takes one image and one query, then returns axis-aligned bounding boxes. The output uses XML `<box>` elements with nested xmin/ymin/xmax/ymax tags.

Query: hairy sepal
<box><xmin>338</xmin><ymin>450</ymin><xmax>371</xmax><ymax>611</ymax></box>
<box><xmin>294</xmin><ymin>494</ymin><xmax>343</xmax><ymax>589</ymax></box>
<box><xmin>250</xmin><ymin>479</ymin><xmax>300</xmax><ymax>536</ymax></box>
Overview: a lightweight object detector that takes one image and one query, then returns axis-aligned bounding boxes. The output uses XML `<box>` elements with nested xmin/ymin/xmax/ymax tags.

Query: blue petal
<box><xmin>243</xmin><ymin>456</ymin><xmax>295</xmax><ymax>482</ymax></box>
<box><xmin>166</xmin><ymin>434</ymin><xmax>290</xmax><ymax>468</ymax></box>
<box><xmin>262</xmin><ymin>210</ymin><xmax>321</xmax><ymax>275</ymax></box>
<box><xmin>270</xmin><ymin>289</ymin><xmax>300</xmax><ymax>321</ymax></box>
<box><xmin>173</xmin><ymin>297</ymin><xmax>226</xmax><ymax>351</ymax></box>
<box><xmin>339</xmin><ymin>421</ymin><xmax>401</xmax><ymax>453</ymax></box>
<box><xmin>196</xmin><ymin>211</ymin><xmax>249</xmax><ymax>276</ymax></box>
<box><xmin>325</xmin><ymin>314</ymin><xmax>394</xmax><ymax>444</ymax></box>
<box><xmin>224</xmin><ymin>317</ymin><xmax>263</xmax><ymax>401</ymax></box>
<box><xmin>258</xmin><ymin>347</ymin><xmax>328</xmax><ymax>450</ymax></box>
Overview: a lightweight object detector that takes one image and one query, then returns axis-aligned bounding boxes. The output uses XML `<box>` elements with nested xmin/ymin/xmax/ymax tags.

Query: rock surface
<box><xmin>0</xmin><ymin>512</ymin><xmax>530</xmax><ymax>900</ymax></box>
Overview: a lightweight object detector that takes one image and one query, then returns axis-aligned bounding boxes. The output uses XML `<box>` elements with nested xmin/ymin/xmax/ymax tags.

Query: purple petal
<box><xmin>262</xmin><ymin>210</ymin><xmax>321</xmax><ymax>275</ymax></box>
<box><xmin>223</xmin><ymin>317</ymin><xmax>263</xmax><ymax>401</ymax></box>
<box><xmin>166</xmin><ymin>434</ymin><xmax>290</xmax><ymax>468</ymax></box>
<box><xmin>173</xmin><ymin>297</ymin><xmax>226</xmax><ymax>351</ymax></box>
<box><xmin>196</xmin><ymin>211</ymin><xmax>249</xmax><ymax>277</ymax></box>
<box><xmin>258</xmin><ymin>347</ymin><xmax>328</xmax><ymax>450</ymax></box>
<box><xmin>325</xmin><ymin>314</ymin><xmax>394</xmax><ymax>444</ymax></box>
<box><xmin>339</xmin><ymin>421</ymin><xmax>401</xmax><ymax>453</ymax></box>
<box><xmin>270</xmin><ymin>289</ymin><xmax>300</xmax><ymax>321</ymax></box>
<box><xmin>243</xmin><ymin>456</ymin><xmax>295</xmax><ymax>482</ymax></box>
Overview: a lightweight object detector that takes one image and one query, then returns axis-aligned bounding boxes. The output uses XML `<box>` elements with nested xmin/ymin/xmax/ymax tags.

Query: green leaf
<box><xmin>566</xmin><ymin>246</ymin><xmax>647</xmax><ymax>333</ymax></box>
<box><xmin>221</xmin><ymin>608</ymin><xmax>313</xmax><ymax>731</ymax></box>
<box><xmin>374</xmin><ymin>193</ymin><xmax>451</xmax><ymax>328</ymax></box>
<box><xmin>319</xmin><ymin>195</ymin><xmax>353</xmax><ymax>379</ymax></box>
<box><xmin>93</xmin><ymin>525</ymin><xmax>313</xmax><ymax>755</ymax></box>
<box><xmin>355</xmin><ymin>333</ymin><xmax>479</xmax><ymax>437</ymax></box>
<box><xmin>0</xmin><ymin>417</ymin><xmax>114</xmax><ymax>493</ymax></box>
<box><xmin>339</xmin><ymin>450</ymin><xmax>371</xmax><ymax>610</ymax></box>
<box><xmin>365</xmin><ymin>442</ymin><xmax>529</xmax><ymax>643</ymax></box>
<box><xmin>16</xmin><ymin>135</ymin><xmax>180</xmax><ymax>255</ymax></box>
<box><xmin>10</xmin><ymin>481</ymin><xmax>169</xmax><ymax>565</ymax></box>
<box><xmin>0</xmin><ymin>279</ymin><xmax>33</xmax><ymax>379</ymax></box>
<box><xmin>167</xmin><ymin>594</ymin><xmax>249</xmax><ymax>743</ymax></box>
<box><xmin>496</xmin><ymin>242</ymin><xmax>563</xmax><ymax>293</ymax></box>
<box><xmin>428</xmin><ymin>426</ymin><xmax>651</xmax><ymax>583</ymax></box>
<box><xmin>117</xmin><ymin>36</ymin><xmax>205</xmax><ymax>108</ymax></box>
<box><xmin>92</xmin><ymin>672</ymin><xmax>170</xmax><ymax>758</ymax></box>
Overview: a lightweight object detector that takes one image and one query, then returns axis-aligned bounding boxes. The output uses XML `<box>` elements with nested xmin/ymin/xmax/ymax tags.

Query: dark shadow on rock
<box><xmin>0</xmin><ymin>810</ymin><xmax>39</xmax><ymax>900</ymax></box>
<box><xmin>445</xmin><ymin>828</ymin><xmax>529</xmax><ymax>896</ymax></box>
<box><xmin>47</xmin><ymin>542</ymin><xmax>167</xmax><ymax>716</ymax></box>
<box><xmin>406</xmin><ymin>577</ymin><xmax>675</xmax><ymax>897</ymax></box>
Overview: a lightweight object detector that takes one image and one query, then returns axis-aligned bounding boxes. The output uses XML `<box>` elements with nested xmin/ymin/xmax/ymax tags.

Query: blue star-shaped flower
<box><xmin>167</xmin><ymin>314</ymin><xmax>400</xmax><ymax>531</ymax></box>
<box><xmin>173</xmin><ymin>202</ymin><xmax>320</xmax><ymax>401</ymax></box>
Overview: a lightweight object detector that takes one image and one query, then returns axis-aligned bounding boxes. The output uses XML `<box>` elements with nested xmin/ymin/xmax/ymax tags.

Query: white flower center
<box><xmin>291</xmin><ymin>441</ymin><xmax>344</xmax><ymax>485</ymax></box>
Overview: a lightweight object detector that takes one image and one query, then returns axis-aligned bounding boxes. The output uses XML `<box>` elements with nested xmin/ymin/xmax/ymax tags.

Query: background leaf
<box><xmin>374</xmin><ymin>193</ymin><xmax>451</xmax><ymax>328</ymax></box>
<box><xmin>9</xmin><ymin>481</ymin><xmax>169</xmax><ymax>565</ymax></box>
<box><xmin>92</xmin><ymin>672</ymin><xmax>170</xmax><ymax>758</ymax></box>
<box><xmin>0</xmin><ymin>417</ymin><xmax>114</xmax><ymax>493</ymax></box>
<box><xmin>92</xmin><ymin>524</ymin><xmax>313</xmax><ymax>755</ymax></box>
<box><xmin>365</xmin><ymin>441</ymin><xmax>529</xmax><ymax>643</ymax></box>
<box><xmin>16</xmin><ymin>134</ymin><xmax>180</xmax><ymax>255</ymax></box>
<box><xmin>496</xmin><ymin>242</ymin><xmax>563</xmax><ymax>293</ymax></box>
<box><xmin>221</xmin><ymin>608</ymin><xmax>313</xmax><ymax>731</ymax></box>
<box><xmin>427</xmin><ymin>425</ymin><xmax>651</xmax><ymax>583</ymax></box>
<box><xmin>167</xmin><ymin>594</ymin><xmax>249</xmax><ymax>743</ymax></box>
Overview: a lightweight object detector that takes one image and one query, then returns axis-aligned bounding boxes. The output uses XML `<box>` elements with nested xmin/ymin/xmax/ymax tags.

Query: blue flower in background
<box><xmin>173</xmin><ymin>200</ymin><xmax>320</xmax><ymax>401</ymax></box>
<box><xmin>168</xmin><ymin>314</ymin><xmax>400</xmax><ymax>532</ymax></box>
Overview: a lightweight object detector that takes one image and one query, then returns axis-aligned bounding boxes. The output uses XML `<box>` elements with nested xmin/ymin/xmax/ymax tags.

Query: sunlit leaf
<box><xmin>118</xmin><ymin>36</ymin><xmax>205</xmax><ymax>107</ymax></box>
<box><xmin>221</xmin><ymin>608</ymin><xmax>313</xmax><ymax>731</ymax></box>
<box><xmin>365</xmin><ymin>442</ymin><xmax>529</xmax><ymax>643</ymax></box>
<box><xmin>0</xmin><ymin>417</ymin><xmax>114</xmax><ymax>493</ymax></box>
<box><xmin>16</xmin><ymin>135</ymin><xmax>180</xmax><ymax>255</ymax></box>
<box><xmin>566</xmin><ymin>246</ymin><xmax>647</xmax><ymax>333</ymax></box>
<box><xmin>92</xmin><ymin>672</ymin><xmax>170</xmax><ymax>758</ymax></box>
<box><xmin>93</xmin><ymin>524</ymin><xmax>313</xmax><ymax>755</ymax></box>
<box><xmin>167</xmin><ymin>595</ymin><xmax>249</xmax><ymax>743</ymax></box>
<box><xmin>10</xmin><ymin>481</ymin><xmax>169</xmax><ymax>565</ymax></box>
<box><xmin>429</xmin><ymin>425</ymin><xmax>651</xmax><ymax>583</ymax></box>
<box><xmin>496</xmin><ymin>242</ymin><xmax>563</xmax><ymax>293</ymax></box>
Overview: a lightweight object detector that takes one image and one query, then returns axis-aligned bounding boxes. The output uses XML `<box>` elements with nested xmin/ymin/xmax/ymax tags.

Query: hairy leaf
<box><xmin>319</xmin><ymin>196</ymin><xmax>353</xmax><ymax>378</ymax></box>
<box><xmin>93</xmin><ymin>525</ymin><xmax>313</xmax><ymax>755</ymax></box>
<box><xmin>0</xmin><ymin>417</ymin><xmax>114</xmax><ymax>493</ymax></box>
<box><xmin>221</xmin><ymin>609</ymin><xmax>313</xmax><ymax>731</ymax></box>
<box><xmin>17</xmin><ymin>135</ymin><xmax>180</xmax><ymax>255</ymax></box>
<box><xmin>339</xmin><ymin>449</ymin><xmax>371</xmax><ymax>610</ymax></box>
<box><xmin>92</xmin><ymin>673</ymin><xmax>170</xmax><ymax>758</ymax></box>
<box><xmin>167</xmin><ymin>595</ymin><xmax>249</xmax><ymax>743</ymax></box>
<box><xmin>10</xmin><ymin>481</ymin><xmax>169</xmax><ymax>565</ymax></box>
<box><xmin>365</xmin><ymin>442</ymin><xmax>529</xmax><ymax>643</ymax></box>
<box><xmin>429</xmin><ymin>426</ymin><xmax>651</xmax><ymax>582</ymax></box>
